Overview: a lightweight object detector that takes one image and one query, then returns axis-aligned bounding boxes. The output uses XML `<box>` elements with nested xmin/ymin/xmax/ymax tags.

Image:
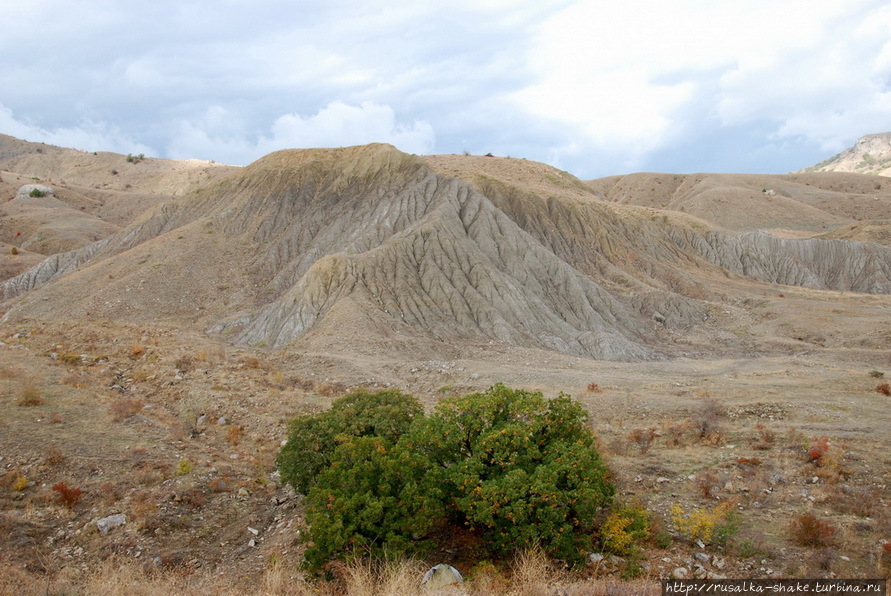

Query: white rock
<box><xmin>96</xmin><ymin>514</ymin><xmax>126</xmax><ymax>534</ymax></box>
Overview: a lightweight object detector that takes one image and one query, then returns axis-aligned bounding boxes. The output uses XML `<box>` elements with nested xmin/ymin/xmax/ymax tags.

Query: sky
<box><xmin>1</xmin><ymin>0</ymin><xmax>890</xmax><ymax>179</ymax></box>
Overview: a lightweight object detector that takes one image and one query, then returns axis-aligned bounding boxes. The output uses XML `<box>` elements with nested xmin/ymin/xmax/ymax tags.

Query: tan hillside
<box><xmin>0</xmin><ymin>135</ymin><xmax>889</xmax><ymax>592</ymax></box>
<box><xmin>800</xmin><ymin>132</ymin><xmax>891</xmax><ymax>176</ymax></box>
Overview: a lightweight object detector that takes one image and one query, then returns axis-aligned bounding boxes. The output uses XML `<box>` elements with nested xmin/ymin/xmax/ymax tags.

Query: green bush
<box><xmin>403</xmin><ymin>384</ymin><xmax>614</xmax><ymax>565</ymax></box>
<box><xmin>303</xmin><ymin>436</ymin><xmax>444</xmax><ymax>570</ymax></box>
<box><xmin>281</xmin><ymin>384</ymin><xmax>615</xmax><ymax>570</ymax></box>
<box><xmin>276</xmin><ymin>388</ymin><xmax>423</xmax><ymax>495</ymax></box>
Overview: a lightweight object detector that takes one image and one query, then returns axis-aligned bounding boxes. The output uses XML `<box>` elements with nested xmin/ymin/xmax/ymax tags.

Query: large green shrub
<box><xmin>280</xmin><ymin>384</ymin><xmax>615</xmax><ymax>570</ymax></box>
<box><xmin>276</xmin><ymin>388</ymin><xmax>423</xmax><ymax>495</ymax></box>
<box><xmin>403</xmin><ymin>384</ymin><xmax>614</xmax><ymax>564</ymax></box>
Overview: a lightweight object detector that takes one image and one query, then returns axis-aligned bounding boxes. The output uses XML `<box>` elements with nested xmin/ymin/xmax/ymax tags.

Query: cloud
<box><xmin>513</xmin><ymin>0</ymin><xmax>891</xmax><ymax>173</ymax></box>
<box><xmin>0</xmin><ymin>104</ymin><xmax>154</xmax><ymax>156</ymax></box>
<box><xmin>166</xmin><ymin>102</ymin><xmax>435</xmax><ymax>165</ymax></box>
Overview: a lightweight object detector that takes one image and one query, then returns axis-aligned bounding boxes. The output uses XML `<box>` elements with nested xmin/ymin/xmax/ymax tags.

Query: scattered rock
<box><xmin>672</xmin><ymin>567</ymin><xmax>689</xmax><ymax>578</ymax></box>
<box><xmin>588</xmin><ymin>553</ymin><xmax>605</xmax><ymax>563</ymax></box>
<box><xmin>96</xmin><ymin>514</ymin><xmax>126</xmax><ymax>534</ymax></box>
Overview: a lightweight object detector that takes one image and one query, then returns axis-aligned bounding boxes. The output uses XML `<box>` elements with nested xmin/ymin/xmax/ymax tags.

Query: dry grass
<box><xmin>16</xmin><ymin>383</ymin><xmax>44</xmax><ymax>406</ymax></box>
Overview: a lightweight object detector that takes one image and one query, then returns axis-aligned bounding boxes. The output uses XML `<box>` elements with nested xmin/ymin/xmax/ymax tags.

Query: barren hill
<box><xmin>1</xmin><ymin>142</ymin><xmax>890</xmax><ymax>361</ymax></box>
<box><xmin>800</xmin><ymin>132</ymin><xmax>891</xmax><ymax>176</ymax></box>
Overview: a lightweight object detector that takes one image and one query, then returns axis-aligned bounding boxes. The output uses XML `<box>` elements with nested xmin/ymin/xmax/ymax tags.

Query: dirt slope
<box><xmin>2</xmin><ymin>144</ymin><xmax>890</xmax><ymax>363</ymax></box>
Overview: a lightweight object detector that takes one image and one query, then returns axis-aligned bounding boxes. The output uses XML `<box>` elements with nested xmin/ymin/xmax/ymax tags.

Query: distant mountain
<box><xmin>801</xmin><ymin>132</ymin><xmax>891</xmax><ymax>176</ymax></box>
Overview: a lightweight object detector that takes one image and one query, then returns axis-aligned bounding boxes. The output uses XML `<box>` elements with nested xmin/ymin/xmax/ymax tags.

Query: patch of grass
<box><xmin>16</xmin><ymin>384</ymin><xmax>44</xmax><ymax>406</ymax></box>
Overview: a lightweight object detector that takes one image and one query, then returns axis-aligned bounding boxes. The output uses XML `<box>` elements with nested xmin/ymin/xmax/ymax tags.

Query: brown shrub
<box><xmin>44</xmin><ymin>445</ymin><xmax>66</xmax><ymax>467</ymax></box>
<box><xmin>876</xmin><ymin>383</ymin><xmax>891</xmax><ymax>396</ymax></box>
<box><xmin>316</xmin><ymin>381</ymin><xmax>346</xmax><ymax>397</ymax></box>
<box><xmin>109</xmin><ymin>398</ymin><xmax>144</xmax><ymax>422</ymax></box>
<box><xmin>807</xmin><ymin>436</ymin><xmax>830</xmax><ymax>465</ymax></box>
<box><xmin>16</xmin><ymin>384</ymin><xmax>44</xmax><ymax>406</ymax></box>
<box><xmin>789</xmin><ymin>513</ymin><xmax>835</xmax><ymax>547</ymax></box>
<box><xmin>130</xmin><ymin>345</ymin><xmax>145</xmax><ymax>359</ymax></box>
<box><xmin>586</xmin><ymin>382</ymin><xmax>602</xmax><ymax>393</ymax></box>
<box><xmin>694</xmin><ymin>470</ymin><xmax>722</xmax><ymax>500</ymax></box>
<box><xmin>628</xmin><ymin>428</ymin><xmax>657</xmax><ymax>454</ymax></box>
<box><xmin>226</xmin><ymin>425</ymin><xmax>241</xmax><ymax>446</ymax></box>
<box><xmin>693</xmin><ymin>398</ymin><xmax>725</xmax><ymax>445</ymax></box>
<box><xmin>52</xmin><ymin>483</ymin><xmax>83</xmax><ymax>509</ymax></box>
<box><xmin>751</xmin><ymin>423</ymin><xmax>776</xmax><ymax>450</ymax></box>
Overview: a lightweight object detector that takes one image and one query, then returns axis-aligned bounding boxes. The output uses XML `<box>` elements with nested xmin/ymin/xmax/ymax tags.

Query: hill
<box><xmin>800</xmin><ymin>132</ymin><xmax>891</xmax><ymax>176</ymax></box>
<box><xmin>2</xmin><ymin>144</ymin><xmax>889</xmax><ymax>362</ymax></box>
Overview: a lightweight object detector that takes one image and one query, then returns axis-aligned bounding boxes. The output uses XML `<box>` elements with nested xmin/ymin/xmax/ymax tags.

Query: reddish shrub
<box><xmin>876</xmin><ymin>383</ymin><xmax>891</xmax><ymax>396</ymax></box>
<box><xmin>789</xmin><ymin>513</ymin><xmax>835</xmax><ymax>547</ymax></box>
<box><xmin>807</xmin><ymin>436</ymin><xmax>830</xmax><ymax>465</ymax></box>
<box><xmin>52</xmin><ymin>483</ymin><xmax>83</xmax><ymax>509</ymax></box>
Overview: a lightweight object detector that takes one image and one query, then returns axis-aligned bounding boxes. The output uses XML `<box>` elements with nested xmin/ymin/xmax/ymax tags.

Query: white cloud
<box><xmin>514</xmin><ymin>0</ymin><xmax>891</xmax><ymax>171</ymax></box>
<box><xmin>0</xmin><ymin>104</ymin><xmax>154</xmax><ymax>156</ymax></box>
<box><xmin>166</xmin><ymin>102</ymin><xmax>435</xmax><ymax>164</ymax></box>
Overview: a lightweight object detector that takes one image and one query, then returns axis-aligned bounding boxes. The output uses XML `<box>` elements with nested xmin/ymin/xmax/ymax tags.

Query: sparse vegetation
<box><xmin>877</xmin><ymin>382</ymin><xmax>891</xmax><ymax>396</ymax></box>
<box><xmin>28</xmin><ymin>187</ymin><xmax>46</xmax><ymax>197</ymax></box>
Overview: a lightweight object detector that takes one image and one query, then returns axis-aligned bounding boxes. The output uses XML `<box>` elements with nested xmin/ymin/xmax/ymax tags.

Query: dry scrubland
<box><xmin>0</xmin><ymin>134</ymin><xmax>890</xmax><ymax>593</ymax></box>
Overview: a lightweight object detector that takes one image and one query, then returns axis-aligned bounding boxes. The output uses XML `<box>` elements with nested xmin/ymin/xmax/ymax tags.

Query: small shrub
<box><xmin>789</xmin><ymin>513</ymin><xmax>835</xmax><ymax>547</ymax></box>
<box><xmin>130</xmin><ymin>345</ymin><xmax>145</xmax><ymax>359</ymax></box>
<box><xmin>52</xmin><ymin>483</ymin><xmax>83</xmax><ymax>509</ymax></box>
<box><xmin>694</xmin><ymin>470</ymin><xmax>722</xmax><ymax>500</ymax></box>
<box><xmin>175</xmin><ymin>458</ymin><xmax>194</xmax><ymax>476</ymax></box>
<box><xmin>44</xmin><ymin>445</ymin><xmax>66</xmax><ymax>466</ymax></box>
<box><xmin>807</xmin><ymin>436</ymin><xmax>830</xmax><ymax>465</ymax></box>
<box><xmin>16</xmin><ymin>384</ymin><xmax>43</xmax><ymax>406</ymax></box>
<box><xmin>11</xmin><ymin>474</ymin><xmax>29</xmax><ymax>492</ymax></box>
<box><xmin>628</xmin><ymin>427</ymin><xmax>657</xmax><ymax>454</ymax></box>
<box><xmin>28</xmin><ymin>188</ymin><xmax>46</xmax><ymax>198</ymax></box>
<box><xmin>877</xmin><ymin>383</ymin><xmax>891</xmax><ymax>396</ymax></box>
<box><xmin>693</xmin><ymin>398</ymin><xmax>725</xmax><ymax>445</ymax></box>
<box><xmin>586</xmin><ymin>382</ymin><xmax>602</xmax><ymax>393</ymax></box>
<box><xmin>109</xmin><ymin>398</ymin><xmax>144</xmax><ymax>422</ymax></box>
<box><xmin>670</xmin><ymin>502</ymin><xmax>734</xmax><ymax>544</ymax></box>
<box><xmin>869</xmin><ymin>370</ymin><xmax>885</xmax><ymax>379</ymax></box>
<box><xmin>600</xmin><ymin>503</ymin><xmax>651</xmax><ymax>556</ymax></box>
<box><xmin>752</xmin><ymin>423</ymin><xmax>776</xmax><ymax>450</ymax></box>
<box><xmin>226</xmin><ymin>425</ymin><xmax>241</xmax><ymax>446</ymax></box>
<box><xmin>10</xmin><ymin>246</ymin><xmax>18</xmax><ymax>255</ymax></box>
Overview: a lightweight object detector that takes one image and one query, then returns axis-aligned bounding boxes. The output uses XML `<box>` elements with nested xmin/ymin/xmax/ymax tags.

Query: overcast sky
<box><xmin>2</xmin><ymin>0</ymin><xmax>889</xmax><ymax>179</ymax></box>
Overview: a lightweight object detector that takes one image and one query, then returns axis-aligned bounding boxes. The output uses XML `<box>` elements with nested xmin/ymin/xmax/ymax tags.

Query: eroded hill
<box><xmin>1</xmin><ymin>143</ymin><xmax>890</xmax><ymax>362</ymax></box>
